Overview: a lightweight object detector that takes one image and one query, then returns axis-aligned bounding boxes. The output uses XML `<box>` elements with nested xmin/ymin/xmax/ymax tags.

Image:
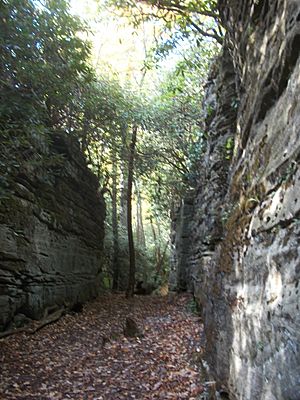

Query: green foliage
<box><xmin>186</xmin><ymin>298</ymin><xmax>200</xmax><ymax>314</ymax></box>
<box><xmin>0</xmin><ymin>0</ymin><xmax>141</xmax><ymax>191</ymax></box>
<box><xmin>224</xmin><ymin>136</ymin><xmax>234</xmax><ymax>160</ymax></box>
<box><xmin>1</xmin><ymin>0</ymin><xmax>219</xmax><ymax>291</ymax></box>
<box><xmin>105</xmin><ymin>0</ymin><xmax>224</xmax><ymax>48</ymax></box>
<box><xmin>137</xmin><ymin>42</ymin><xmax>218</xmax><ymax>216</ymax></box>
<box><xmin>0</xmin><ymin>0</ymin><xmax>94</xmax><ymax>195</ymax></box>
<box><xmin>206</xmin><ymin>104</ymin><xmax>215</xmax><ymax>119</ymax></box>
<box><xmin>1</xmin><ymin>0</ymin><xmax>92</xmax><ymax>126</ymax></box>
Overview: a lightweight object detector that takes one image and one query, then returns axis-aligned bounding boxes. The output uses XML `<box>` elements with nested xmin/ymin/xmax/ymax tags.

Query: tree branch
<box><xmin>154</xmin><ymin>2</ymin><xmax>219</xmax><ymax>20</ymax></box>
<box><xmin>135</xmin><ymin>0</ymin><xmax>223</xmax><ymax>43</ymax></box>
<box><xmin>159</xmin><ymin>152</ymin><xmax>189</xmax><ymax>175</ymax></box>
<box><xmin>185</xmin><ymin>17</ymin><xmax>223</xmax><ymax>44</ymax></box>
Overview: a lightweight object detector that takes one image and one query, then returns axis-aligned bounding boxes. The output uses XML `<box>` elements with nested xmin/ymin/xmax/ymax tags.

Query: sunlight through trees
<box><xmin>1</xmin><ymin>0</ymin><xmax>220</xmax><ymax>294</ymax></box>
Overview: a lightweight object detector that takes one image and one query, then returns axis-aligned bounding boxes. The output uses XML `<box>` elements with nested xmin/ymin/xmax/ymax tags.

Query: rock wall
<box><xmin>173</xmin><ymin>0</ymin><xmax>300</xmax><ymax>398</ymax></box>
<box><xmin>0</xmin><ymin>134</ymin><xmax>105</xmax><ymax>331</ymax></box>
<box><xmin>170</xmin><ymin>192</ymin><xmax>194</xmax><ymax>292</ymax></box>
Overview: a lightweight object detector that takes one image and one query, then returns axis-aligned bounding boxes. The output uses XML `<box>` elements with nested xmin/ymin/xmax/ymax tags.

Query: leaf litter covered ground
<box><xmin>0</xmin><ymin>293</ymin><xmax>207</xmax><ymax>399</ymax></box>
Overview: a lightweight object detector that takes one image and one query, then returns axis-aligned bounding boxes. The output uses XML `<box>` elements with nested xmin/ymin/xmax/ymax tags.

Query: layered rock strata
<box><xmin>0</xmin><ymin>134</ymin><xmax>105</xmax><ymax>331</ymax></box>
<box><xmin>173</xmin><ymin>0</ymin><xmax>300</xmax><ymax>398</ymax></box>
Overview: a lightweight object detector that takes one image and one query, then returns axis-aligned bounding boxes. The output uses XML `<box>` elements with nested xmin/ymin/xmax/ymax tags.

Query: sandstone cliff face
<box><xmin>0</xmin><ymin>135</ymin><xmax>105</xmax><ymax>331</ymax></box>
<box><xmin>173</xmin><ymin>0</ymin><xmax>300</xmax><ymax>398</ymax></box>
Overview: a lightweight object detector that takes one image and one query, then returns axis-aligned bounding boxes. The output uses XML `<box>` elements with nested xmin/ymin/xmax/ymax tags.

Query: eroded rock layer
<box><xmin>0</xmin><ymin>135</ymin><xmax>105</xmax><ymax>331</ymax></box>
<box><xmin>173</xmin><ymin>0</ymin><xmax>300</xmax><ymax>398</ymax></box>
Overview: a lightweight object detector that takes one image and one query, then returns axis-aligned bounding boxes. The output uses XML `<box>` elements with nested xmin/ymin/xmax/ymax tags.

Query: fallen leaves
<box><xmin>0</xmin><ymin>293</ymin><xmax>205</xmax><ymax>399</ymax></box>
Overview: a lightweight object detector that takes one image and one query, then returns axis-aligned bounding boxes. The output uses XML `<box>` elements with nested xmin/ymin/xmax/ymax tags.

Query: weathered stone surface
<box><xmin>173</xmin><ymin>0</ymin><xmax>300</xmax><ymax>398</ymax></box>
<box><xmin>170</xmin><ymin>192</ymin><xmax>194</xmax><ymax>292</ymax></box>
<box><xmin>0</xmin><ymin>134</ymin><xmax>105</xmax><ymax>331</ymax></box>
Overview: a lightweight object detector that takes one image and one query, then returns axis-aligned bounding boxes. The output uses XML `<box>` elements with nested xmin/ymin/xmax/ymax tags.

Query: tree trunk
<box><xmin>135</xmin><ymin>180</ymin><xmax>146</xmax><ymax>248</ymax></box>
<box><xmin>126</xmin><ymin>125</ymin><xmax>138</xmax><ymax>298</ymax></box>
<box><xmin>112</xmin><ymin>147</ymin><xmax>120</xmax><ymax>291</ymax></box>
<box><xmin>120</xmin><ymin>123</ymin><xmax>128</xmax><ymax>230</ymax></box>
<box><xmin>150</xmin><ymin>216</ymin><xmax>160</xmax><ymax>268</ymax></box>
<box><xmin>150</xmin><ymin>215</ymin><xmax>169</xmax><ymax>280</ymax></box>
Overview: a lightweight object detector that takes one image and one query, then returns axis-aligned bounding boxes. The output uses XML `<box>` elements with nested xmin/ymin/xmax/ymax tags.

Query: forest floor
<box><xmin>0</xmin><ymin>293</ymin><xmax>211</xmax><ymax>400</ymax></box>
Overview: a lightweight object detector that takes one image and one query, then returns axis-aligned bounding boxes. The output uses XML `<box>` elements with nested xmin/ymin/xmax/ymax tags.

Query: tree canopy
<box><xmin>105</xmin><ymin>0</ymin><xmax>223</xmax><ymax>46</ymax></box>
<box><xmin>1</xmin><ymin>0</ymin><xmax>220</xmax><ymax>293</ymax></box>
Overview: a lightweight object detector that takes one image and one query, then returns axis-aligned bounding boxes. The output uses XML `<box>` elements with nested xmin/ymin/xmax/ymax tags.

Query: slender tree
<box><xmin>135</xmin><ymin>180</ymin><xmax>146</xmax><ymax>248</ymax></box>
<box><xmin>120</xmin><ymin>122</ymin><xmax>129</xmax><ymax>228</ymax></box>
<box><xmin>126</xmin><ymin>125</ymin><xmax>138</xmax><ymax>297</ymax></box>
<box><xmin>112</xmin><ymin>147</ymin><xmax>120</xmax><ymax>291</ymax></box>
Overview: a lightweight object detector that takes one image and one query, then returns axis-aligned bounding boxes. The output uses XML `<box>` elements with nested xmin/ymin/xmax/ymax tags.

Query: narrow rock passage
<box><xmin>0</xmin><ymin>294</ymin><xmax>206</xmax><ymax>399</ymax></box>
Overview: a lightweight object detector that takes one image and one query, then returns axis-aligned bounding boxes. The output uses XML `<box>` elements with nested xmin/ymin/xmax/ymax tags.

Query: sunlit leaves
<box><xmin>137</xmin><ymin>41</ymin><xmax>218</xmax><ymax>219</ymax></box>
<box><xmin>1</xmin><ymin>0</ymin><xmax>92</xmax><ymax>125</ymax></box>
<box><xmin>105</xmin><ymin>0</ymin><xmax>224</xmax><ymax>54</ymax></box>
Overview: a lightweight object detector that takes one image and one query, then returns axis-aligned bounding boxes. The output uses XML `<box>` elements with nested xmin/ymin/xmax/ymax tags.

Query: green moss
<box><xmin>224</xmin><ymin>137</ymin><xmax>234</xmax><ymax>160</ymax></box>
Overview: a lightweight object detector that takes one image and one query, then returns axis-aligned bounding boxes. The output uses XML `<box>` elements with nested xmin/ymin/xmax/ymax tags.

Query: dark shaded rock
<box><xmin>134</xmin><ymin>281</ymin><xmax>148</xmax><ymax>295</ymax></box>
<box><xmin>134</xmin><ymin>281</ymin><xmax>155</xmax><ymax>295</ymax></box>
<box><xmin>123</xmin><ymin>317</ymin><xmax>143</xmax><ymax>337</ymax></box>
<box><xmin>12</xmin><ymin>313</ymin><xmax>32</xmax><ymax>329</ymax></box>
<box><xmin>0</xmin><ymin>134</ymin><xmax>105</xmax><ymax>331</ymax></box>
<box><xmin>70</xmin><ymin>302</ymin><xmax>84</xmax><ymax>313</ymax></box>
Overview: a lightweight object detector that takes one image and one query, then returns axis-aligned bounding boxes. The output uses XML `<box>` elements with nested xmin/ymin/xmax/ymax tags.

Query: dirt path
<box><xmin>0</xmin><ymin>294</ymin><xmax>207</xmax><ymax>399</ymax></box>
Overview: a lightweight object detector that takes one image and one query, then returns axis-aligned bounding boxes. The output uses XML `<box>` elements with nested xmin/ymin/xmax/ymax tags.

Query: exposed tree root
<box><xmin>0</xmin><ymin>307</ymin><xmax>65</xmax><ymax>339</ymax></box>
